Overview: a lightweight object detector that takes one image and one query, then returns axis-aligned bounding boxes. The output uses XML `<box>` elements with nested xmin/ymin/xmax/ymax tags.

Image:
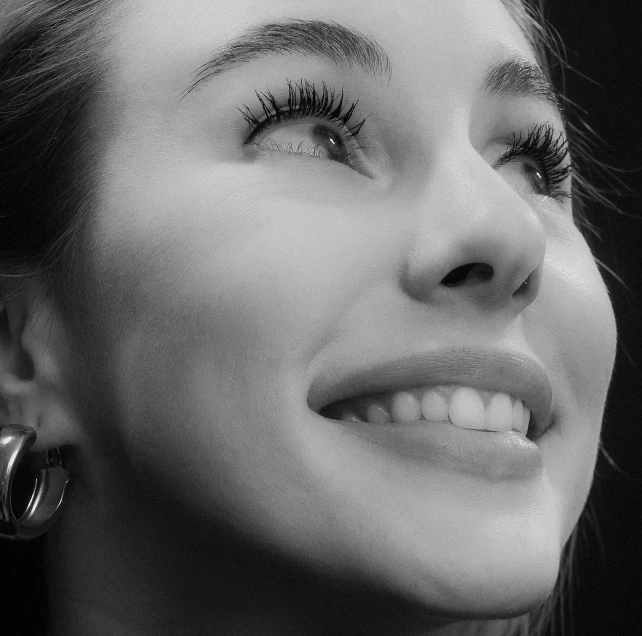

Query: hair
<box><xmin>0</xmin><ymin>0</ymin><xmax>108</xmax><ymax>294</ymax></box>
<box><xmin>0</xmin><ymin>1</ymin><xmax>609</xmax><ymax>634</ymax></box>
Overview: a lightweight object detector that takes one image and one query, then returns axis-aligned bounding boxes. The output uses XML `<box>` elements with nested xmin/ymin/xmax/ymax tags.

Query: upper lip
<box><xmin>307</xmin><ymin>346</ymin><xmax>554</xmax><ymax>439</ymax></box>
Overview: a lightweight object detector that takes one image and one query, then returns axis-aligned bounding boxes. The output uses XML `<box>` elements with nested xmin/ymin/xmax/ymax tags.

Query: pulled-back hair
<box><xmin>0</xmin><ymin>1</ymin><xmax>598</xmax><ymax>634</ymax></box>
<box><xmin>0</xmin><ymin>0</ymin><xmax>108</xmax><ymax>288</ymax></box>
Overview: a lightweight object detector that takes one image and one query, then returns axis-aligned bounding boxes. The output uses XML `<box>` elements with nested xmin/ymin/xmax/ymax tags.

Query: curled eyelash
<box><xmin>498</xmin><ymin>123</ymin><xmax>572</xmax><ymax>200</ymax></box>
<box><xmin>239</xmin><ymin>78</ymin><xmax>368</xmax><ymax>150</ymax></box>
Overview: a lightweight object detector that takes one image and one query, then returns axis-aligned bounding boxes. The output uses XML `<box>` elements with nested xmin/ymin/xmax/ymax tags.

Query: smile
<box><xmin>309</xmin><ymin>346</ymin><xmax>553</xmax><ymax>441</ymax></box>
<box><xmin>321</xmin><ymin>385</ymin><xmax>530</xmax><ymax>436</ymax></box>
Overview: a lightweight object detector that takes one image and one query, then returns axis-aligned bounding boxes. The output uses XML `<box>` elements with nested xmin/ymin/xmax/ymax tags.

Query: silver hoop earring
<box><xmin>0</xmin><ymin>425</ymin><xmax>70</xmax><ymax>540</ymax></box>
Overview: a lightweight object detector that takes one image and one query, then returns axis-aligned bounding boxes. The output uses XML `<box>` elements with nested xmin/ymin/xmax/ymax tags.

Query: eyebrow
<box><xmin>182</xmin><ymin>20</ymin><xmax>564</xmax><ymax>121</ymax></box>
<box><xmin>182</xmin><ymin>18</ymin><xmax>392</xmax><ymax>97</ymax></box>
<box><xmin>482</xmin><ymin>56</ymin><xmax>565</xmax><ymax>120</ymax></box>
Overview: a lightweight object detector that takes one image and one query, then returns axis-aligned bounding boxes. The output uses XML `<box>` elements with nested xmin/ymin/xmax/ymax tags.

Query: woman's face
<box><xmin>75</xmin><ymin>0</ymin><xmax>616</xmax><ymax>621</ymax></box>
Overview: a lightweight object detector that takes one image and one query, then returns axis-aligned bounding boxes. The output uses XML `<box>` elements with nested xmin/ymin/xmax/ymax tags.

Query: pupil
<box><xmin>524</xmin><ymin>163</ymin><xmax>547</xmax><ymax>193</ymax></box>
<box><xmin>313</xmin><ymin>125</ymin><xmax>347</xmax><ymax>162</ymax></box>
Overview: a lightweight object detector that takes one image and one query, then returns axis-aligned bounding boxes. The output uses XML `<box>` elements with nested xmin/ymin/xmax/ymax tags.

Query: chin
<box><xmin>402</xmin><ymin>529</ymin><xmax>562</xmax><ymax>620</ymax></box>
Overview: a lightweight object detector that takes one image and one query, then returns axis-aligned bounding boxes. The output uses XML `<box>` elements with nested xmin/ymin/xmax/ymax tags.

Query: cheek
<box><xmin>81</xmin><ymin>172</ymin><xmax>396</xmax><ymax>550</ymax></box>
<box><xmin>546</xmin><ymin>238</ymin><xmax>617</xmax><ymax>408</ymax></box>
<box><xmin>93</xmin><ymin>161</ymin><xmax>395</xmax><ymax>366</ymax></box>
<box><xmin>533</xmin><ymin>234</ymin><xmax>616</xmax><ymax>538</ymax></box>
<box><xmin>87</xmin><ymin>161</ymin><xmax>395</xmax><ymax>450</ymax></box>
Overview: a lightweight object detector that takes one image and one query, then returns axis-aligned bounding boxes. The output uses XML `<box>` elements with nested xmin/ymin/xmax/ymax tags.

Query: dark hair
<box><xmin>0</xmin><ymin>0</ymin><xmax>107</xmax><ymax>290</ymax></box>
<box><xmin>0</xmin><ymin>1</ymin><xmax>607</xmax><ymax>635</ymax></box>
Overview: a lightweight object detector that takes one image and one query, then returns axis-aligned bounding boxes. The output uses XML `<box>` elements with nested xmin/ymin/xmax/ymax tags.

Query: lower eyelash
<box><xmin>255</xmin><ymin>138</ymin><xmax>364</xmax><ymax>171</ymax></box>
<box><xmin>257</xmin><ymin>138</ymin><xmax>325</xmax><ymax>158</ymax></box>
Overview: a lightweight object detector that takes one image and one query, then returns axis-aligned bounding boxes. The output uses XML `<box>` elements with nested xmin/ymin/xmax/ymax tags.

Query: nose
<box><xmin>401</xmin><ymin>148</ymin><xmax>546</xmax><ymax>314</ymax></box>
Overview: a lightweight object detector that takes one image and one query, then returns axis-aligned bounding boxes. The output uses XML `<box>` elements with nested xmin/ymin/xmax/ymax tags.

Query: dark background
<box><xmin>547</xmin><ymin>0</ymin><xmax>642</xmax><ymax>634</ymax></box>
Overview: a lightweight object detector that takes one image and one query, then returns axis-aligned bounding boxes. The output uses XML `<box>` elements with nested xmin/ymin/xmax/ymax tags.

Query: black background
<box><xmin>547</xmin><ymin>1</ymin><xmax>642</xmax><ymax>634</ymax></box>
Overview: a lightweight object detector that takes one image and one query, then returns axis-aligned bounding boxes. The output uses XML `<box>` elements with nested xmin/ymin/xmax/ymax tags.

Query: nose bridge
<box><xmin>401</xmin><ymin>146</ymin><xmax>546</xmax><ymax>311</ymax></box>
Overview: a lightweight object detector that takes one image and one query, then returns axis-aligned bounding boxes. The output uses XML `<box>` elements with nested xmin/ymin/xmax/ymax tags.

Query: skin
<box><xmin>1</xmin><ymin>0</ymin><xmax>616</xmax><ymax>634</ymax></box>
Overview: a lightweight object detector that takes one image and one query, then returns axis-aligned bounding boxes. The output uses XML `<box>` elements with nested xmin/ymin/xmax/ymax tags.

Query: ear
<box><xmin>0</xmin><ymin>282</ymin><xmax>81</xmax><ymax>452</ymax></box>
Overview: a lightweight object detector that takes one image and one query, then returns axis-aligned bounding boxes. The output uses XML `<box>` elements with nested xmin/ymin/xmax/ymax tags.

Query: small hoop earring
<box><xmin>0</xmin><ymin>425</ymin><xmax>70</xmax><ymax>540</ymax></box>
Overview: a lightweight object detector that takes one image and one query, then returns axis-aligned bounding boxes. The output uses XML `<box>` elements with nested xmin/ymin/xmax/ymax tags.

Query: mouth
<box><xmin>319</xmin><ymin>384</ymin><xmax>533</xmax><ymax>437</ymax></box>
<box><xmin>308</xmin><ymin>347</ymin><xmax>554</xmax><ymax>443</ymax></box>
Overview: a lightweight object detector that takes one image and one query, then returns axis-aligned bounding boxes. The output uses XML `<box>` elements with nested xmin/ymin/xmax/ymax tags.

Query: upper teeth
<box><xmin>331</xmin><ymin>386</ymin><xmax>530</xmax><ymax>435</ymax></box>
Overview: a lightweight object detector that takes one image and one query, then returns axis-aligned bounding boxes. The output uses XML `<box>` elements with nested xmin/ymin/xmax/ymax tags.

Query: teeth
<box><xmin>485</xmin><ymin>392</ymin><xmax>514</xmax><ymax>432</ymax></box>
<box><xmin>449</xmin><ymin>388</ymin><xmax>486</xmax><ymax>430</ymax></box>
<box><xmin>365</xmin><ymin>402</ymin><xmax>392</xmax><ymax>425</ymax></box>
<box><xmin>421</xmin><ymin>390</ymin><xmax>449</xmax><ymax>421</ymax></box>
<box><xmin>521</xmin><ymin>406</ymin><xmax>530</xmax><ymax>436</ymax></box>
<box><xmin>334</xmin><ymin>385</ymin><xmax>531</xmax><ymax>435</ymax></box>
<box><xmin>512</xmin><ymin>399</ymin><xmax>524</xmax><ymax>433</ymax></box>
<box><xmin>390</xmin><ymin>391</ymin><xmax>422</xmax><ymax>423</ymax></box>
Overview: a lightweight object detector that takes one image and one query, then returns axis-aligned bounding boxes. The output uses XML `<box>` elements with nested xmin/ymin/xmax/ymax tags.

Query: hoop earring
<box><xmin>0</xmin><ymin>425</ymin><xmax>70</xmax><ymax>540</ymax></box>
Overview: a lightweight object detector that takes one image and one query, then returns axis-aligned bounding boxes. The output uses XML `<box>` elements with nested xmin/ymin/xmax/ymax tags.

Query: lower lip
<box><xmin>324</xmin><ymin>417</ymin><xmax>544</xmax><ymax>480</ymax></box>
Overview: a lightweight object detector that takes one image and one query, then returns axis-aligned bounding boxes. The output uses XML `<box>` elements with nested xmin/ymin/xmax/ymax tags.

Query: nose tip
<box><xmin>402</xmin><ymin>220</ymin><xmax>546</xmax><ymax>312</ymax></box>
<box><xmin>401</xmin><ymin>151</ymin><xmax>547</xmax><ymax>314</ymax></box>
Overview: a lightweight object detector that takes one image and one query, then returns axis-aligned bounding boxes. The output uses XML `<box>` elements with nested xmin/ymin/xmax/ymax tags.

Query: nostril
<box><xmin>441</xmin><ymin>264</ymin><xmax>473</xmax><ymax>286</ymax></box>
<box><xmin>513</xmin><ymin>270</ymin><xmax>534</xmax><ymax>298</ymax></box>
<box><xmin>441</xmin><ymin>263</ymin><xmax>494</xmax><ymax>287</ymax></box>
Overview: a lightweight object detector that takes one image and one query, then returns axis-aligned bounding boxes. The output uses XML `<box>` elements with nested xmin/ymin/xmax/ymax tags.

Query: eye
<box><xmin>519</xmin><ymin>161</ymin><xmax>548</xmax><ymax>194</ymax></box>
<box><xmin>498</xmin><ymin>159</ymin><xmax>551</xmax><ymax>197</ymax></box>
<box><xmin>239</xmin><ymin>79</ymin><xmax>371</xmax><ymax>174</ymax></box>
<box><xmin>495</xmin><ymin>123</ymin><xmax>572</xmax><ymax>202</ymax></box>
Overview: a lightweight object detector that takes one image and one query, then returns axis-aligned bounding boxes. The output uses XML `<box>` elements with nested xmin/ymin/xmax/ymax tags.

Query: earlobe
<box><xmin>0</xmin><ymin>285</ymin><xmax>81</xmax><ymax>452</ymax></box>
<box><xmin>0</xmin><ymin>301</ymin><xmax>37</xmax><ymax>429</ymax></box>
<box><xmin>0</xmin><ymin>372</ymin><xmax>40</xmax><ymax>430</ymax></box>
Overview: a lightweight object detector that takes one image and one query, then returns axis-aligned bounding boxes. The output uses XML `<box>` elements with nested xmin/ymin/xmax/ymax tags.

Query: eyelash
<box><xmin>239</xmin><ymin>81</ymin><xmax>571</xmax><ymax>201</ymax></box>
<box><xmin>239</xmin><ymin>79</ymin><xmax>368</xmax><ymax>168</ymax></box>
<box><xmin>496</xmin><ymin>123</ymin><xmax>572</xmax><ymax>200</ymax></box>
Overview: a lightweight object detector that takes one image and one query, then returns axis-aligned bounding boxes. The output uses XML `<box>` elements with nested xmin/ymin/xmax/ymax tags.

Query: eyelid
<box><xmin>238</xmin><ymin>78</ymin><xmax>376</xmax><ymax>176</ymax></box>
<box><xmin>494</xmin><ymin>122</ymin><xmax>572</xmax><ymax>200</ymax></box>
<box><xmin>239</xmin><ymin>78</ymin><xmax>368</xmax><ymax>146</ymax></box>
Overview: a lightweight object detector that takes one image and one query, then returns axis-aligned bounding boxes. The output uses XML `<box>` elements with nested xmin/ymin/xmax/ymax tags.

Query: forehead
<box><xmin>106</xmin><ymin>0</ymin><xmax>535</xmax><ymax>100</ymax></box>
